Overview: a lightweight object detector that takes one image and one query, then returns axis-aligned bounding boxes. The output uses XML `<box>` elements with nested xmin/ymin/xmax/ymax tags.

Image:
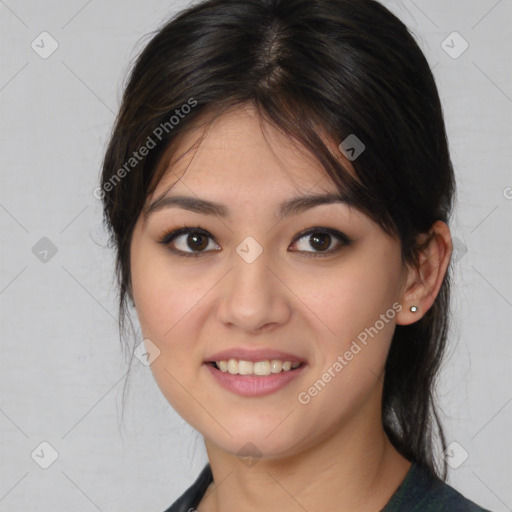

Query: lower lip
<box><xmin>204</xmin><ymin>363</ymin><xmax>307</xmax><ymax>397</ymax></box>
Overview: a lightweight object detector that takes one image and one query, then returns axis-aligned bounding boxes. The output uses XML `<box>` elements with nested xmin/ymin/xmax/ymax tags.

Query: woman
<box><xmin>99</xmin><ymin>0</ymin><xmax>492</xmax><ymax>510</ymax></box>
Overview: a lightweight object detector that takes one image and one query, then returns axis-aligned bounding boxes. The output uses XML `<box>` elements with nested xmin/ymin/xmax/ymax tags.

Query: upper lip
<box><xmin>205</xmin><ymin>347</ymin><xmax>306</xmax><ymax>363</ymax></box>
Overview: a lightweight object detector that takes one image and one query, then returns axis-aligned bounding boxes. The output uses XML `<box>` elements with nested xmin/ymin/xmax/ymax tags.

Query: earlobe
<box><xmin>396</xmin><ymin>221</ymin><xmax>452</xmax><ymax>325</ymax></box>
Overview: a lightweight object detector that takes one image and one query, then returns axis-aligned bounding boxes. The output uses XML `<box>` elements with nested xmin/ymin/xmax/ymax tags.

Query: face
<box><xmin>130</xmin><ymin>104</ymin><xmax>409</xmax><ymax>460</ymax></box>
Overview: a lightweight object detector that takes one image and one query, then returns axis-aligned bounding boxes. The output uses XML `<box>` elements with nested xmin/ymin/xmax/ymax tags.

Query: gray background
<box><xmin>0</xmin><ymin>0</ymin><xmax>511</xmax><ymax>511</ymax></box>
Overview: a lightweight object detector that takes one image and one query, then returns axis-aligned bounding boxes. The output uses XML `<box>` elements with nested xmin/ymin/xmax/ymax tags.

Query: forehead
<box><xmin>150</xmin><ymin>105</ymin><xmax>349</xmax><ymax>202</ymax></box>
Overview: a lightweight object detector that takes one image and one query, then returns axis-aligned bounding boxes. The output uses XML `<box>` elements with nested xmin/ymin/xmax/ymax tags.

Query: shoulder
<box><xmin>384</xmin><ymin>462</ymin><xmax>493</xmax><ymax>512</ymax></box>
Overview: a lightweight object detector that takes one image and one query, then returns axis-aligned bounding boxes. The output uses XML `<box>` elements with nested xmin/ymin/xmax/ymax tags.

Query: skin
<box><xmin>130</xmin><ymin>104</ymin><xmax>452</xmax><ymax>512</ymax></box>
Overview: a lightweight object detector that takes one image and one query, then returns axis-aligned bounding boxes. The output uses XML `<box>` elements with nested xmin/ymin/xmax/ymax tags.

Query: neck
<box><xmin>198</xmin><ymin>387</ymin><xmax>412</xmax><ymax>512</ymax></box>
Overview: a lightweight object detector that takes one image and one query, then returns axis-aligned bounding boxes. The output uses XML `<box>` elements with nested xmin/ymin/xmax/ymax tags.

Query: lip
<box><xmin>205</xmin><ymin>347</ymin><xmax>306</xmax><ymax>364</ymax></box>
<box><xmin>204</xmin><ymin>361</ymin><xmax>307</xmax><ymax>397</ymax></box>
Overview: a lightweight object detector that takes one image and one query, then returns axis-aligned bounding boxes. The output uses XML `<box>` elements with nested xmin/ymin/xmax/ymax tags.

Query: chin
<box><xmin>204</xmin><ymin>423</ymin><xmax>305</xmax><ymax>461</ymax></box>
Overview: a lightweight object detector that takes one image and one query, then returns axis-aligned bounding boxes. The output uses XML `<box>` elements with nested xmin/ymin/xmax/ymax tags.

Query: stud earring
<box><xmin>410</xmin><ymin>306</ymin><xmax>418</xmax><ymax>312</ymax></box>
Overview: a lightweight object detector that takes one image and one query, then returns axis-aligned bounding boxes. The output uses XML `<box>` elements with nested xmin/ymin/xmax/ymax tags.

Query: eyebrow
<box><xmin>146</xmin><ymin>192</ymin><xmax>352</xmax><ymax>220</ymax></box>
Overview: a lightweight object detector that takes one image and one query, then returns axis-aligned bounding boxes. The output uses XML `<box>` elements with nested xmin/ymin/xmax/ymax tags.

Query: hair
<box><xmin>100</xmin><ymin>0</ymin><xmax>455</xmax><ymax>479</ymax></box>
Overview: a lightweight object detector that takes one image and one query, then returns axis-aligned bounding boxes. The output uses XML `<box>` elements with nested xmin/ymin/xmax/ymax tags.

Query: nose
<box><xmin>216</xmin><ymin>245</ymin><xmax>292</xmax><ymax>334</ymax></box>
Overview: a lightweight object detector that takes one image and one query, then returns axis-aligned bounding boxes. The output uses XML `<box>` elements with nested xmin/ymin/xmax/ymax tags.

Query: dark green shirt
<box><xmin>163</xmin><ymin>461</ymin><xmax>492</xmax><ymax>511</ymax></box>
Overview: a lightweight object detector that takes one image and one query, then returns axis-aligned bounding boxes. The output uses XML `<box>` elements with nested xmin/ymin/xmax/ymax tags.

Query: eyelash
<box><xmin>157</xmin><ymin>224</ymin><xmax>352</xmax><ymax>258</ymax></box>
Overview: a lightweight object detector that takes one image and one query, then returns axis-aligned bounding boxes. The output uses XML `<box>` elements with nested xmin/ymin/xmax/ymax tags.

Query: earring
<box><xmin>410</xmin><ymin>306</ymin><xmax>418</xmax><ymax>312</ymax></box>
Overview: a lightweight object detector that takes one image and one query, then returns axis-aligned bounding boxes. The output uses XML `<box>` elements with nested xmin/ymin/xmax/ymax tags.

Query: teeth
<box><xmin>215</xmin><ymin>359</ymin><xmax>302</xmax><ymax>376</ymax></box>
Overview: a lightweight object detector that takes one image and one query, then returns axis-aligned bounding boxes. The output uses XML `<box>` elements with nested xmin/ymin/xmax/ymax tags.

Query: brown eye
<box><xmin>159</xmin><ymin>226</ymin><xmax>220</xmax><ymax>257</ymax></box>
<box><xmin>290</xmin><ymin>228</ymin><xmax>351</xmax><ymax>257</ymax></box>
<box><xmin>185</xmin><ymin>232</ymin><xmax>209</xmax><ymax>251</ymax></box>
<box><xmin>159</xmin><ymin>225</ymin><xmax>351</xmax><ymax>258</ymax></box>
<box><xmin>309</xmin><ymin>232</ymin><xmax>331</xmax><ymax>251</ymax></box>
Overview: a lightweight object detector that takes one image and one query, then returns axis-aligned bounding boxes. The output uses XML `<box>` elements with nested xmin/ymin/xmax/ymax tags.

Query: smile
<box><xmin>204</xmin><ymin>360</ymin><xmax>306</xmax><ymax>397</ymax></box>
<box><xmin>211</xmin><ymin>359</ymin><xmax>302</xmax><ymax>375</ymax></box>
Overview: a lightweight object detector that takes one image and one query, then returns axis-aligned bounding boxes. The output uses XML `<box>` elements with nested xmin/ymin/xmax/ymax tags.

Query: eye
<box><xmin>158</xmin><ymin>225</ymin><xmax>220</xmax><ymax>258</ymax></box>
<box><xmin>158</xmin><ymin>225</ymin><xmax>351</xmax><ymax>258</ymax></box>
<box><xmin>289</xmin><ymin>227</ymin><xmax>351</xmax><ymax>257</ymax></box>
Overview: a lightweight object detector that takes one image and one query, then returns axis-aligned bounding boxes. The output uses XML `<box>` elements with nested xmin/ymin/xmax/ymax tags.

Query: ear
<box><xmin>396</xmin><ymin>220</ymin><xmax>453</xmax><ymax>325</ymax></box>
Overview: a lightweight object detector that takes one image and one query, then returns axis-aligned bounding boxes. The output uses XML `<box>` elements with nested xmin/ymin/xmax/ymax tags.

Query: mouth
<box><xmin>204</xmin><ymin>359</ymin><xmax>307</xmax><ymax>397</ymax></box>
<box><xmin>207</xmin><ymin>359</ymin><xmax>305</xmax><ymax>376</ymax></box>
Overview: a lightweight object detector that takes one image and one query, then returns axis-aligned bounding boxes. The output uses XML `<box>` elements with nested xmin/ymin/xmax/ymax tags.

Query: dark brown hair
<box><xmin>100</xmin><ymin>0</ymin><xmax>455</xmax><ymax>479</ymax></box>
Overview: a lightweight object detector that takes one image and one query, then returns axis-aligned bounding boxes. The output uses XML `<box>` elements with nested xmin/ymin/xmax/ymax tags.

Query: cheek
<box><xmin>130</xmin><ymin>243</ymin><xmax>216</xmax><ymax>407</ymax></box>
<box><xmin>131</xmin><ymin>247</ymin><xmax>208</xmax><ymax>420</ymax></box>
<box><xmin>291</xmin><ymin>257</ymin><xmax>401</xmax><ymax>432</ymax></box>
<box><xmin>299</xmin><ymin>247</ymin><xmax>402</xmax><ymax>346</ymax></box>
<box><xmin>131</xmin><ymin>253</ymin><xmax>170</xmax><ymax>338</ymax></box>
<box><xmin>131</xmin><ymin>246</ymin><xmax>202</xmax><ymax>341</ymax></box>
